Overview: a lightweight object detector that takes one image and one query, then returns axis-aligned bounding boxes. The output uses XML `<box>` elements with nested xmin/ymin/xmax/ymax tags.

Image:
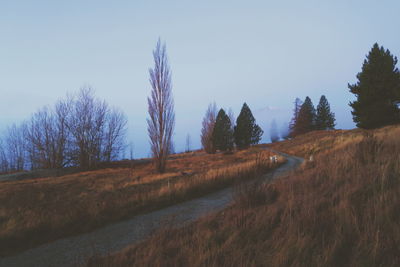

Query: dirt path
<box><xmin>0</xmin><ymin>151</ymin><xmax>303</xmax><ymax>267</ymax></box>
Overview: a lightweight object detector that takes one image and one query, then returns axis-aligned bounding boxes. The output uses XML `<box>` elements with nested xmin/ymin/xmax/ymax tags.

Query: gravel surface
<box><xmin>0</xmin><ymin>151</ymin><xmax>303</xmax><ymax>267</ymax></box>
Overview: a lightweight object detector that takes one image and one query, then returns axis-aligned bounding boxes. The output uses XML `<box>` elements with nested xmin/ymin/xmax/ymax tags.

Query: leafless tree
<box><xmin>147</xmin><ymin>39</ymin><xmax>175</xmax><ymax>173</ymax></box>
<box><xmin>25</xmin><ymin>102</ymin><xmax>71</xmax><ymax>169</ymax></box>
<box><xmin>103</xmin><ymin>108</ymin><xmax>127</xmax><ymax>162</ymax></box>
<box><xmin>65</xmin><ymin>87</ymin><xmax>127</xmax><ymax>169</ymax></box>
<box><xmin>66</xmin><ymin>87</ymin><xmax>106</xmax><ymax>168</ymax></box>
<box><xmin>54</xmin><ymin>98</ymin><xmax>72</xmax><ymax>167</ymax></box>
<box><xmin>0</xmin><ymin>138</ymin><xmax>9</xmax><ymax>172</ymax></box>
<box><xmin>5</xmin><ymin>124</ymin><xmax>26</xmax><ymax>171</ymax></box>
<box><xmin>200</xmin><ymin>102</ymin><xmax>217</xmax><ymax>153</ymax></box>
<box><xmin>25</xmin><ymin>107</ymin><xmax>54</xmax><ymax>169</ymax></box>
<box><xmin>1</xmin><ymin>87</ymin><xmax>126</xmax><ymax>172</ymax></box>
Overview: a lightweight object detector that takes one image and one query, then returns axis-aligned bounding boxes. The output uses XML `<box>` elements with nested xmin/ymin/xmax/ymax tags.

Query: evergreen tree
<box><xmin>251</xmin><ymin>124</ymin><xmax>263</xmax><ymax>145</ymax></box>
<box><xmin>349</xmin><ymin>43</ymin><xmax>400</xmax><ymax>129</ymax></box>
<box><xmin>289</xmin><ymin>98</ymin><xmax>303</xmax><ymax>137</ymax></box>
<box><xmin>315</xmin><ymin>95</ymin><xmax>336</xmax><ymax>130</ymax></box>
<box><xmin>212</xmin><ymin>109</ymin><xmax>234</xmax><ymax>152</ymax></box>
<box><xmin>294</xmin><ymin>96</ymin><xmax>316</xmax><ymax>135</ymax></box>
<box><xmin>234</xmin><ymin>103</ymin><xmax>263</xmax><ymax>149</ymax></box>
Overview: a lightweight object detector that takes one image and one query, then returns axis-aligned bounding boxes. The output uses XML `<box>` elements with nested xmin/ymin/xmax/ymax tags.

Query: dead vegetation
<box><xmin>0</xmin><ymin>147</ymin><xmax>279</xmax><ymax>256</ymax></box>
<box><xmin>88</xmin><ymin>125</ymin><xmax>400</xmax><ymax>267</ymax></box>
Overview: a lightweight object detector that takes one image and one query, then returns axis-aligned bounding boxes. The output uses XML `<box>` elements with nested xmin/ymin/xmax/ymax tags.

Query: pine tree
<box><xmin>349</xmin><ymin>43</ymin><xmax>400</xmax><ymax>129</ymax></box>
<box><xmin>315</xmin><ymin>95</ymin><xmax>336</xmax><ymax>130</ymax></box>
<box><xmin>251</xmin><ymin>124</ymin><xmax>263</xmax><ymax>145</ymax></box>
<box><xmin>289</xmin><ymin>98</ymin><xmax>303</xmax><ymax>137</ymax></box>
<box><xmin>212</xmin><ymin>109</ymin><xmax>234</xmax><ymax>152</ymax></box>
<box><xmin>234</xmin><ymin>103</ymin><xmax>263</xmax><ymax>149</ymax></box>
<box><xmin>294</xmin><ymin>96</ymin><xmax>316</xmax><ymax>135</ymax></box>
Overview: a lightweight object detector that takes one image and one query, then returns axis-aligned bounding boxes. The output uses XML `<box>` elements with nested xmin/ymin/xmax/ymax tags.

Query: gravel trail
<box><xmin>0</xmin><ymin>151</ymin><xmax>303</xmax><ymax>267</ymax></box>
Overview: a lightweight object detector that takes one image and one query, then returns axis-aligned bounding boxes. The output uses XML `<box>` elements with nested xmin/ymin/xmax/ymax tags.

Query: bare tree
<box><xmin>147</xmin><ymin>39</ymin><xmax>175</xmax><ymax>173</ymax></box>
<box><xmin>103</xmin><ymin>108</ymin><xmax>127</xmax><ymax>162</ymax></box>
<box><xmin>1</xmin><ymin>87</ymin><xmax>126</xmax><ymax>172</ymax></box>
<box><xmin>25</xmin><ymin>107</ymin><xmax>54</xmax><ymax>169</ymax></box>
<box><xmin>54</xmin><ymin>98</ymin><xmax>72</xmax><ymax>167</ymax></box>
<box><xmin>200</xmin><ymin>102</ymin><xmax>217</xmax><ymax>153</ymax></box>
<box><xmin>66</xmin><ymin>87</ymin><xmax>105</xmax><ymax>168</ymax></box>
<box><xmin>0</xmin><ymin>138</ymin><xmax>9</xmax><ymax>172</ymax></box>
<box><xmin>5</xmin><ymin>124</ymin><xmax>26</xmax><ymax>171</ymax></box>
<box><xmin>25</xmin><ymin>102</ymin><xmax>70</xmax><ymax>169</ymax></box>
<box><xmin>66</xmin><ymin>87</ymin><xmax>126</xmax><ymax>169</ymax></box>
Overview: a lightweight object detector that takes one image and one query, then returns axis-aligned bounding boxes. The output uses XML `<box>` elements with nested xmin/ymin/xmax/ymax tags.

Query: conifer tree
<box><xmin>294</xmin><ymin>96</ymin><xmax>316</xmax><ymax>135</ymax></box>
<box><xmin>251</xmin><ymin>124</ymin><xmax>263</xmax><ymax>145</ymax></box>
<box><xmin>234</xmin><ymin>103</ymin><xmax>263</xmax><ymax>149</ymax></box>
<box><xmin>315</xmin><ymin>95</ymin><xmax>336</xmax><ymax>130</ymax></box>
<box><xmin>212</xmin><ymin>109</ymin><xmax>234</xmax><ymax>152</ymax></box>
<box><xmin>349</xmin><ymin>43</ymin><xmax>400</xmax><ymax>129</ymax></box>
<box><xmin>289</xmin><ymin>98</ymin><xmax>303</xmax><ymax>137</ymax></box>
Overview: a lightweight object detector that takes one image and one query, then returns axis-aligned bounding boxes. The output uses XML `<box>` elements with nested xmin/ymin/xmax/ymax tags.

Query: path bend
<box><xmin>0</xmin><ymin>150</ymin><xmax>303</xmax><ymax>267</ymax></box>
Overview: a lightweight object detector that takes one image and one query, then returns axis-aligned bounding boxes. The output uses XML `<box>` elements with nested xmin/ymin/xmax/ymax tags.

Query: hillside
<box><xmin>0</xmin><ymin>147</ymin><xmax>280</xmax><ymax>256</ymax></box>
<box><xmin>88</xmin><ymin>126</ymin><xmax>400</xmax><ymax>267</ymax></box>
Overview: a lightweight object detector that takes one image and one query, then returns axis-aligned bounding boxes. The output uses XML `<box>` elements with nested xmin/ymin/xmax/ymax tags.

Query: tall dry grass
<box><xmin>0</xmin><ymin>148</ymin><xmax>279</xmax><ymax>256</ymax></box>
<box><xmin>89</xmin><ymin>126</ymin><xmax>400</xmax><ymax>267</ymax></box>
<box><xmin>266</xmin><ymin>129</ymin><xmax>364</xmax><ymax>158</ymax></box>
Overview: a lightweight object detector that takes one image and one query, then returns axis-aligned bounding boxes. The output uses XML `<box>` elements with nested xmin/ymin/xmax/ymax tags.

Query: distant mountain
<box><xmin>253</xmin><ymin>106</ymin><xmax>291</xmax><ymax>143</ymax></box>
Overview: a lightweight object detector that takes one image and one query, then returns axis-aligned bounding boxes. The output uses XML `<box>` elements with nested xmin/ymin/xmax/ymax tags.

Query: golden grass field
<box><xmin>88</xmin><ymin>125</ymin><xmax>400</xmax><ymax>267</ymax></box>
<box><xmin>0</xmin><ymin>147</ymin><xmax>280</xmax><ymax>256</ymax></box>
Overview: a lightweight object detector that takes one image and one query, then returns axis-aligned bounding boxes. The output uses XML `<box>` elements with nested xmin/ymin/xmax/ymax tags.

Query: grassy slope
<box><xmin>0</xmin><ymin>147</ymin><xmax>280</xmax><ymax>256</ymax></box>
<box><xmin>89</xmin><ymin>126</ymin><xmax>400</xmax><ymax>267</ymax></box>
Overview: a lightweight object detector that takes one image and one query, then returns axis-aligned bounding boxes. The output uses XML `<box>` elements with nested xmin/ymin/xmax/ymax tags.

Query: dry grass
<box><xmin>0</xmin><ymin>147</ymin><xmax>280</xmax><ymax>256</ymax></box>
<box><xmin>89</xmin><ymin>125</ymin><xmax>400</xmax><ymax>267</ymax></box>
<box><xmin>266</xmin><ymin>129</ymin><xmax>364</xmax><ymax>158</ymax></box>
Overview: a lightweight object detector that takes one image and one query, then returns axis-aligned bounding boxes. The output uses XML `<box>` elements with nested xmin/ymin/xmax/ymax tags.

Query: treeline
<box><xmin>0</xmin><ymin>88</ymin><xmax>127</xmax><ymax>172</ymax></box>
<box><xmin>289</xmin><ymin>95</ymin><xmax>336</xmax><ymax>137</ymax></box>
<box><xmin>2</xmin><ymin>41</ymin><xmax>397</xmax><ymax>174</ymax></box>
<box><xmin>201</xmin><ymin>102</ymin><xmax>263</xmax><ymax>153</ymax></box>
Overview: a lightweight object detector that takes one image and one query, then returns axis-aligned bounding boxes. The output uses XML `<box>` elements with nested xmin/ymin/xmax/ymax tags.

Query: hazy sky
<box><xmin>1</xmin><ymin>0</ymin><xmax>400</xmax><ymax>157</ymax></box>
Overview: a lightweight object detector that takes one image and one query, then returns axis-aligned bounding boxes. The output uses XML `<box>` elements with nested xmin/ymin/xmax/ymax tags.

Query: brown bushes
<box><xmin>89</xmin><ymin>126</ymin><xmax>400</xmax><ymax>267</ymax></box>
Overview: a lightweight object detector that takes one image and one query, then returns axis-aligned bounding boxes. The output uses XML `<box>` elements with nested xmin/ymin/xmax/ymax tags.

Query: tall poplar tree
<box><xmin>147</xmin><ymin>39</ymin><xmax>175</xmax><ymax>173</ymax></box>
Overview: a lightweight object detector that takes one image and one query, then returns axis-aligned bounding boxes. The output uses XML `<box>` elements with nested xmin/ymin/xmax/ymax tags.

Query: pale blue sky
<box><xmin>1</xmin><ymin>1</ymin><xmax>400</xmax><ymax>157</ymax></box>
